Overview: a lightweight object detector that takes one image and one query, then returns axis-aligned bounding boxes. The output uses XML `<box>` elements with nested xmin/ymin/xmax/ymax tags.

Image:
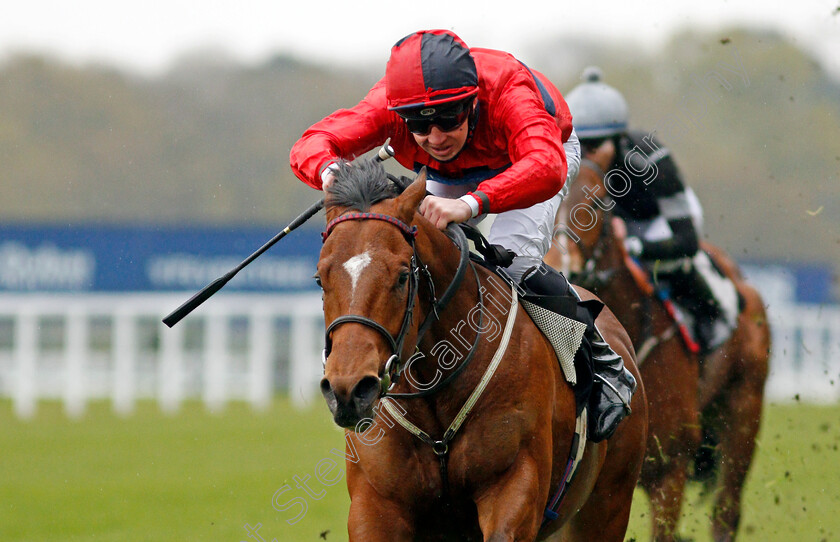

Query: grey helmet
<box><xmin>565</xmin><ymin>66</ymin><xmax>628</xmax><ymax>139</ymax></box>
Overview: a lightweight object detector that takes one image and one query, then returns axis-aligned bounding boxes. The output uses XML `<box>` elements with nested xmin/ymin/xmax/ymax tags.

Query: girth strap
<box><xmin>635</xmin><ymin>324</ymin><xmax>679</xmax><ymax>366</ymax></box>
<box><xmin>542</xmin><ymin>407</ymin><xmax>588</xmax><ymax>525</ymax></box>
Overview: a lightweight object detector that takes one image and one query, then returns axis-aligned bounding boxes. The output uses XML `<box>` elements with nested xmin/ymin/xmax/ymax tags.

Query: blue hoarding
<box><xmin>2</xmin><ymin>224</ymin><xmax>836</xmax><ymax>303</ymax></box>
<box><xmin>0</xmin><ymin>224</ymin><xmax>323</xmax><ymax>293</ymax></box>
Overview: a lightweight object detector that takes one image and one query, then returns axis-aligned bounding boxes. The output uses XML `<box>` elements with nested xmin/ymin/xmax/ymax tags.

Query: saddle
<box><xmin>625</xmin><ymin>250</ymin><xmax>741</xmax><ymax>356</ymax></box>
<box><xmin>460</xmin><ymin>224</ymin><xmax>600</xmax><ymax>414</ymax></box>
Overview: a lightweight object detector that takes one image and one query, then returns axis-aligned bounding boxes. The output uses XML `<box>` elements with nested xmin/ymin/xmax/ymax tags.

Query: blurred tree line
<box><xmin>0</xmin><ymin>28</ymin><xmax>837</xmax><ymax>264</ymax></box>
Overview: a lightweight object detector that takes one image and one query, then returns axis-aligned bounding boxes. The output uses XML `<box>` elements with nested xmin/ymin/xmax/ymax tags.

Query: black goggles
<box><xmin>398</xmin><ymin>100</ymin><xmax>472</xmax><ymax>135</ymax></box>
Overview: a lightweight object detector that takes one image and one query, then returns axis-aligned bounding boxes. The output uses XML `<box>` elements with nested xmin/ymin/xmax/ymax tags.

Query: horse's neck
<box><xmin>601</xmin><ymin>258</ymin><xmax>671</xmax><ymax>345</ymax></box>
<box><xmin>415</xmin><ymin>220</ymin><xmax>481</xmax><ymax>311</ymax></box>
<box><xmin>567</xmin><ymin>199</ymin><xmax>659</xmax><ymax>342</ymax></box>
<box><xmin>409</xmin><ymin>221</ymin><xmax>487</xmax><ymax>402</ymax></box>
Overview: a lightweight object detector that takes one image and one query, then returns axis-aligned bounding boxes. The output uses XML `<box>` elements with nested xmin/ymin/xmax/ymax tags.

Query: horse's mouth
<box><xmin>331</xmin><ymin>403</ymin><xmax>377</xmax><ymax>431</ymax></box>
<box><xmin>321</xmin><ymin>387</ymin><xmax>378</xmax><ymax>431</ymax></box>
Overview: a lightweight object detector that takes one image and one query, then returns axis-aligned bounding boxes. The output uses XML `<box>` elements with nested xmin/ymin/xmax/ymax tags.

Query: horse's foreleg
<box><xmin>697</xmin><ymin>347</ymin><xmax>734</xmax><ymax>410</ymax></box>
<box><xmin>474</xmin><ymin>452</ymin><xmax>546</xmax><ymax>541</ymax></box>
<box><xmin>705</xmin><ymin>296</ymin><xmax>769</xmax><ymax>542</ymax></box>
<box><xmin>642</xmin><ymin>455</ymin><xmax>692</xmax><ymax>542</ymax></box>
<box><xmin>347</xmin><ymin>483</ymin><xmax>414</xmax><ymax>542</ymax></box>
<box><xmin>710</xmin><ymin>373</ymin><xmax>765</xmax><ymax>542</ymax></box>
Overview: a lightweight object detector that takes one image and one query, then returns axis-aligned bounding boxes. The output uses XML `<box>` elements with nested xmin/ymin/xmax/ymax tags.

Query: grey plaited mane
<box><xmin>325</xmin><ymin>157</ymin><xmax>398</xmax><ymax>212</ymax></box>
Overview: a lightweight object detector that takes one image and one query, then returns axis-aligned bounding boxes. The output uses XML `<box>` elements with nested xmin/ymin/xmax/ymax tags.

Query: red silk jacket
<box><xmin>290</xmin><ymin>48</ymin><xmax>573</xmax><ymax>215</ymax></box>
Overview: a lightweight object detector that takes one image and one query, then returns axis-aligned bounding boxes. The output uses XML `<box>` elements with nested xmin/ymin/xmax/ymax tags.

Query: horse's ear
<box><xmin>324</xmin><ymin>197</ymin><xmax>344</xmax><ymax>224</ymax></box>
<box><xmin>324</xmin><ymin>191</ymin><xmax>354</xmax><ymax>224</ymax></box>
<box><xmin>396</xmin><ymin>167</ymin><xmax>427</xmax><ymax>222</ymax></box>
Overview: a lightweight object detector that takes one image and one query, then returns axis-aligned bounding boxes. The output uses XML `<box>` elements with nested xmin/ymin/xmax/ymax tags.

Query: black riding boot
<box><xmin>520</xmin><ymin>264</ymin><xmax>636</xmax><ymax>442</ymax></box>
<box><xmin>670</xmin><ymin>265</ymin><xmax>724</xmax><ymax>353</ymax></box>
<box><xmin>584</xmin><ymin>322</ymin><xmax>637</xmax><ymax>441</ymax></box>
<box><xmin>674</xmin><ymin>266</ymin><xmax>722</xmax><ymax>320</ymax></box>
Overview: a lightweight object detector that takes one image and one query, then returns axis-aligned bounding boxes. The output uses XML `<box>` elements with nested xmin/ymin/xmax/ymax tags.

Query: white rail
<box><xmin>766</xmin><ymin>303</ymin><xmax>840</xmax><ymax>403</ymax></box>
<box><xmin>0</xmin><ymin>294</ymin><xmax>836</xmax><ymax>418</ymax></box>
<box><xmin>0</xmin><ymin>293</ymin><xmax>324</xmax><ymax>418</ymax></box>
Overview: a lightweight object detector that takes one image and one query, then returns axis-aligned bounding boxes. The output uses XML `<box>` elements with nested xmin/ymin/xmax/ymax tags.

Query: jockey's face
<box><xmin>411</xmin><ymin>118</ymin><xmax>470</xmax><ymax>162</ymax></box>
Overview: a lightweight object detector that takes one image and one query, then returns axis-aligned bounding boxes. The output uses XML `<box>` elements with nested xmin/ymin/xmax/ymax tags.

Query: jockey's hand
<box><xmin>320</xmin><ymin>162</ymin><xmax>339</xmax><ymax>191</ymax></box>
<box><xmin>322</xmin><ymin>171</ymin><xmax>336</xmax><ymax>191</ymax></box>
<box><xmin>612</xmin><ymin>217</ymin><xmax>644</xmax><ymax>258</ymax></box>
<box><xmin>611</xmin><ymin>216</ymin><xmax>627</xmax><ymax>241</ymax></box>
<box><xmin>420</xmin><ymin>196</ymin><xmax>472</xmax><ymax>230</ymax></box>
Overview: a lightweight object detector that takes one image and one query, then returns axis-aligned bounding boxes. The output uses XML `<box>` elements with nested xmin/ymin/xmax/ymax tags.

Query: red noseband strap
<box><xmin>322</xmin><ymin>212</ymin><xmax>418</xmax><ymax>242</ymax></box>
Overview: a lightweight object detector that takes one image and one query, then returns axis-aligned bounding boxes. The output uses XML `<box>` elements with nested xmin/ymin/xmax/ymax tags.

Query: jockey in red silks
<box><xmin>291</xmin><ymin>30</ymin><xmax>636</xmax><ymax>442</ymax></box>
<box><xmin>292</xmin><ymin>29</ymin><xmax>579</xmax><ymax>281</ymax></box>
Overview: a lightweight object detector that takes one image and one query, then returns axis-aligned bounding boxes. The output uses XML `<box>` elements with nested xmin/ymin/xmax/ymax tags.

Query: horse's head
<box><xmin>317</xmin><ymin>159</ymin><xmax>429</xmax><ymax>429</ymax></box>
<box><xmin>553</xmin><ymin>141</ymin><xmax>624</xmax><ymax>289</ymax></box>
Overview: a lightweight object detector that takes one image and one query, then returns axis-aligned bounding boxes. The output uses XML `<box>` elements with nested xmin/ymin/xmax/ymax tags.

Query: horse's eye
<box><xmin>397</xmin><ymin>270</ymin><xmax>410</xmax><ymax>287</ymax></box>
<box><xmin>313</xmin><ymin>274</ymin><xmax>323</xmax><ymax>288</ymax></box>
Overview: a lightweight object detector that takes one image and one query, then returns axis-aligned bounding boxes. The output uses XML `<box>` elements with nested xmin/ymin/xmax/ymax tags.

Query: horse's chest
<box><xmin>454</xmin><ymin>413</ymin><xmax>530</xmax><ymax>473</ymax></box>
<box><xmin>360</xmin><ymin>406</ymin><xmax>537</xmax><ymax>501</ymax></box>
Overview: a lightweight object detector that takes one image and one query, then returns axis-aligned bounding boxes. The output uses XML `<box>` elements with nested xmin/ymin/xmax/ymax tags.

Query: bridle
<box><xmin>323</xmin><ymin>210</ymin><xmax>514</xmax><ymax>497</ymax></box>
<box><xmin>321</xmin><ymin>211</ymin><xmax>480</xmax><ymax>397</ymax></box>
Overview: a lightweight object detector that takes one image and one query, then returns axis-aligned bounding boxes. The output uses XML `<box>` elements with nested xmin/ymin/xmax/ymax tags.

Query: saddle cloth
<box><xmin>520</xmin><ymin>300</ymin><xmax>587</xmax><ymax>385</ymax></box>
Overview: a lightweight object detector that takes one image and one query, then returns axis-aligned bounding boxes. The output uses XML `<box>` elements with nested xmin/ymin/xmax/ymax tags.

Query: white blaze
<box><xmin>342</xmin><ymin>251</ymin><xmax>372</xmax><ymax>294</ymax></box>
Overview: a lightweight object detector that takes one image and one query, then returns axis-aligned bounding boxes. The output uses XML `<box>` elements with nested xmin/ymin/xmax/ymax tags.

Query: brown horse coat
<box><xmin>546</xmin><ymin>145</ymin><xmax>769</xmax><ymax>542</ymax></box>
<box><xmin>318</xmin><ymin>169</ymin><xmax>648</xmax><ymax>541</ymax></box>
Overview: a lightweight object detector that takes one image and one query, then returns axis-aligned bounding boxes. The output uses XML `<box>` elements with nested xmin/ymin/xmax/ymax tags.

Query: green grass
<box><xmin>1</xmin><ymin>400</ymin><xmax>838</xmax><ymax>541</ymax></box>
<box><xmin>0</xmin><ymin>399</ymin><xmax>350</xmax><ymax>542</ymax></box>
<box><xmin>627</xmin><ymin>403</ymin><xmax>840</xmax><ymax>541</ymax></box>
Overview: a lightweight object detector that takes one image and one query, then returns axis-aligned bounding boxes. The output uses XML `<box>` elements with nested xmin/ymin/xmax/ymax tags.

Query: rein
<box><xmin>387</xmin><ymin>224</ymin><xmax>484</xmax><ymax>399</ymax></box>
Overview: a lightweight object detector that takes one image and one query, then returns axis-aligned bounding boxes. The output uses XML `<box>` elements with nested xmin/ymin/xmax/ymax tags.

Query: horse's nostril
<box><xmin>320</xmin><ymin>378</ymin><xmax>333</xmax><ymax>395</ymax></box>
<box><xmin>353</xmin><ymin>375</ymin><xmax>381</xmax><ymax>403</ymax></box>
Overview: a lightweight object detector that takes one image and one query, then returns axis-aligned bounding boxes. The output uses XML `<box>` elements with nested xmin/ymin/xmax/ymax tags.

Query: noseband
<box><xmin>321</xmin><ymin>212</ymin><xmax>475</xmax><ymax>396</ymax></box>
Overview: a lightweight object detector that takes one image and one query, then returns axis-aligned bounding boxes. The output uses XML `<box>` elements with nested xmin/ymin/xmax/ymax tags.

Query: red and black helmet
<box><xmin>386</xmin><ymin>29</ymin><xmax>479</xmax><ymax>112</ymax></box>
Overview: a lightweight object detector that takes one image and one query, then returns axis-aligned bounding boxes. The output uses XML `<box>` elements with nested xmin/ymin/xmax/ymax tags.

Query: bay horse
<box><xmin>545</xmin><ymin>146</ymin><xmax>770</xmax><ymax>542</ymax></box>
<box><xmin>316</xmin><ymin>159</ymin><xmax>648</xmax><ymax>541</ymax></box>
